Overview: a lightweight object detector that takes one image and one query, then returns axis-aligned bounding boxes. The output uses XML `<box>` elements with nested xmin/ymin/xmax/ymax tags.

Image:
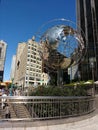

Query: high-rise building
<box><xmin>13</xmin><ymin>37</ymin><xmax>46</xmax><ymax>89</ymax></box>
<box><xmin>0</xmin><ymin>40</ymin><xmax>7</xmax><ymax>81</ymax></box>
<box><xmin>14</xmin><ymin>42</ymin><xmax>26</xmax><ymax>84</ymax></box>
<box><xmin>20</xmin><ymin>37</ymin><xmax>42</xmax><ymax>88</ymax></box>
<box><xmin>10</xmin><ymin>55</ymin><xmax>16</xmax><ymax>80</ymax></box>
<box><xmin>76</xmin><ymin>0</ymin><xmax>98</xmax><ymax>81</ymax></box>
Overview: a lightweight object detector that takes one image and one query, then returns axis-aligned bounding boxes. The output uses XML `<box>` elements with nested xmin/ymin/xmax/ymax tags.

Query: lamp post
<box><xmin>89</xmin><ymin>57</ymin><xmax>96</xmax><ymax>96</ymax></box>
<box><xmin>10</xmin><ymin>78</ymin><xmax>14</xmax><ymax>96</ymax></box>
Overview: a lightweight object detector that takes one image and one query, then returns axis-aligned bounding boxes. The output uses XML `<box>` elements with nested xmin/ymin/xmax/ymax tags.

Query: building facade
<box><xmin>20</xmin><ymin>37</ymin><xmax>42</xmax><ymax>88</ymax></box>
<box><xmin>76</xmin><ymin>0</ymin><xmax>98</xmax><ymax>81</ymax></box>
<box><xmin>13</xmin><ymin>37</ymin><xmax>49</xmax><ymax>89</ymax></box>
<box><xmin>0</xmin><ymin>40</ymin><xmax>7</xmax><ymax>82</ymax></box>
<box><xmin>14</xmin><ymin>42</ymin><xmax>26</xmax><ymax>84</ymax></box>
<box><xmin>10</xmin><ymin>55</ymin><xmax>16</xmax><ymax>80</ymax></box>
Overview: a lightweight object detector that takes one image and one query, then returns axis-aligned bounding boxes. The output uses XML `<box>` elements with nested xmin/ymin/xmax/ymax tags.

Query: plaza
<box><xmin>0</xmin><ymin>0</ymin><xmax>98</xmax><ymax>129</ymax></box>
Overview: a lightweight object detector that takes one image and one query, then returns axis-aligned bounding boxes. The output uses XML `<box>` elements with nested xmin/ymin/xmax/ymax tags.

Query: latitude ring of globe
<box><xmin>37</xmin><ymin>19</ymin><xmax>86</xmax><ymax>71</ymax></box>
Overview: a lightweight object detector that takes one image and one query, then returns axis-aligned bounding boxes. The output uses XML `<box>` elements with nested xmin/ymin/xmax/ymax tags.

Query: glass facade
<box><xmin>76</xmin><ymin>0</ymin><xmax>98</xmax><ymax>81</ymax></box>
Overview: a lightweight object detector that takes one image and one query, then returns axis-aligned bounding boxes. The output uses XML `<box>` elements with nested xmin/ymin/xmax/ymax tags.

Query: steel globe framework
<box><xmin>36</xmin><ymin>19</ymin><xmax>87</xmax><ymax>85</ymax></box>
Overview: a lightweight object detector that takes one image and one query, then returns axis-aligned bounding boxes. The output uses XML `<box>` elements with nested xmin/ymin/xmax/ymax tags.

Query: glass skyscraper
<box><xmin>76</xmin><ymin>0</ymin><xmax>98</xmax><ymax>81</ymax></box>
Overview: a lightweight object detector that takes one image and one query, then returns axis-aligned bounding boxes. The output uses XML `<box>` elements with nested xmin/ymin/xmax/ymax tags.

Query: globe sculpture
<box><xmin>36</xmin><ymin>19</ymin><xmax>87</xmax><ymax>86</ymax></box>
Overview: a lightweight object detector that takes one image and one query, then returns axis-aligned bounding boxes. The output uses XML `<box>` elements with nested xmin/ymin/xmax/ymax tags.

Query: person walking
<box><xmin>1</xmin><ymin>92</ymin><xmax>7</xmax><ymax>109</ymax></box>
<box><xmin>4</xmin><ymin>104</ymin><xmax>11</xmax><ymax>119</ymax></box>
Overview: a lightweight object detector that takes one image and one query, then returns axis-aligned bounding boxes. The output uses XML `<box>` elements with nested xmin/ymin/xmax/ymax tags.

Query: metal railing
<box><xmin>0</xmin><ymin>96</ymin><xmax>95</xmax><ymax>121</ymax></box>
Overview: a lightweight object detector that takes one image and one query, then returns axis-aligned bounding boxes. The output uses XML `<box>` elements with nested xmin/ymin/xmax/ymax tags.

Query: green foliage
<box><xmin>30</xmin><ymin>84</ymin><xmax>88</xmax><ymax>96</ymax></box>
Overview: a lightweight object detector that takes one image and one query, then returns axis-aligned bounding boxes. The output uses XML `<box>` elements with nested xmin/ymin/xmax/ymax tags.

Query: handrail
<box><xmin>0</xmin><ymin>96</ymin><xmax>95</xmax><ymax>121</ymax></box>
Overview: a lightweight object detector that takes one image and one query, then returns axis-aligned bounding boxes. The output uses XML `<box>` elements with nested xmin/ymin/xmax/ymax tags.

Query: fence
<box><xmin>0</xmin><ymin>96</ymin><xmax>95</xmax><ymax>121</ymax></box>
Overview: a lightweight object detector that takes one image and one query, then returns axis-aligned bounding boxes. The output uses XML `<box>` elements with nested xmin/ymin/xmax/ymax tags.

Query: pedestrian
<box><xmin>1</xmin><ymin>92</ymin><xmax>7</xmax><ymax>109</ymax></box>
<box><xmin>4</xmin><ymin>104</ymin><xmax>11</xmax><ymax>119</ymax></box>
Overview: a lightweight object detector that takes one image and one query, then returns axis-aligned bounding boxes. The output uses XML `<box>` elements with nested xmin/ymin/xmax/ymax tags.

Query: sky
<box><xmin>0</xmin><ymin>0</ymin><xmax>76</xmax><ymax>81</ymax></box>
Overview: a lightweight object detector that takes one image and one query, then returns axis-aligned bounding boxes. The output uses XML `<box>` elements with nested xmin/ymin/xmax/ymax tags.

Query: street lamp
<box><xmin>89</xmin><ymin>57</ymin><xmax>96</xmax><ymax>96</ymax></box>
<box><xmin>10</xmin><ymin>78</ymin><xmax>14</xmax><ymax>96</ymax></box>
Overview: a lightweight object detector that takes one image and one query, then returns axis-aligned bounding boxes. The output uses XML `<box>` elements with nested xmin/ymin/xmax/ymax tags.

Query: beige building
<box><xmin>14</xmin><ymin>37</ymin><xmax>44</xmax><ymax>89</ymax></box>
<box><xmin>14</xmin><ymin>42</ymin><xmax>26</xmax><ymax>84</ymax></box>
<box><xmin>41</xmin><ymin>72</ymin><xmax>50</xmax><ymax>85</ymax></box>
<box><xmin>10</xmin><ymin>55</ymin><xmax>16</xmax><ymax>80</ymax></box>
<box><xmin>0</xmin><ymin>40</ymin><xmax>7</xmax><ymax>81</ymax></box>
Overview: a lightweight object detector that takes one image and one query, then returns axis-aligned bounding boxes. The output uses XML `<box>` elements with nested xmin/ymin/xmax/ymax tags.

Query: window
<box><xmin>29</xmin><ymin>77</ymin><xmax>34</xmax><ymax>80</ymax></box>
<box><xmin>28</xmin><ymin>46</ymin><xmax>30</xmax><ymax>49</ymax></box>
<box><xmin>28</xmin><ymin>54</ymin><xmax>30</xmax><ymax>57</ymax></box>
<box><xmin>0</xmin><ymin>48</ymin><xmax>2</xmax><ymax>58</ymax></box>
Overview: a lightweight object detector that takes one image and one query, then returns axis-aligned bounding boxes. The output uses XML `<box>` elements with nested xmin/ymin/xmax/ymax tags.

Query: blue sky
<box><xmin>0</xmin><ymin>0</ymin><xmax>76</xmax><ymax>81</ymax></box>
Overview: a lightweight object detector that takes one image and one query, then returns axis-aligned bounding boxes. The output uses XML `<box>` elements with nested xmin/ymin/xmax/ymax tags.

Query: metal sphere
<box><xmin>36</xmin><ymin>19</ymin><xmax>87</xmax><ymax>70</ymax></box>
